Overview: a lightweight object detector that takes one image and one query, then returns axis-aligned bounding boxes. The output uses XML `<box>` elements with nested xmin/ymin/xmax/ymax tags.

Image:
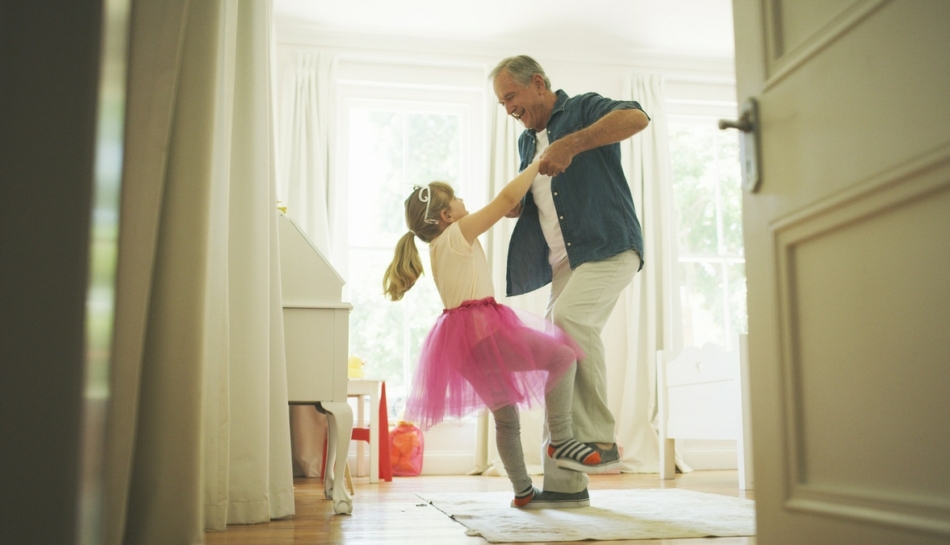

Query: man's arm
<box><xmin>538</xmin><ymin>108</ymin><xmax>649</xmax><ymax>177</ymax></box>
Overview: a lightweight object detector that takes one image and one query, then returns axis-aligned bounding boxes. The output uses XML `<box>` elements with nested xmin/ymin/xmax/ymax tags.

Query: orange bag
<box><xmin>389</xmin><ymin>421</ymin><xmax>424</xmax><ymax>476</ymax></box>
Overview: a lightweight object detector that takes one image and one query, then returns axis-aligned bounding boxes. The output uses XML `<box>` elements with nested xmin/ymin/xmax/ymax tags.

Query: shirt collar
<box><xmin>526</xmin><ymin>89</ymin><xmax>569</xmax><ymax>136</ymax></box>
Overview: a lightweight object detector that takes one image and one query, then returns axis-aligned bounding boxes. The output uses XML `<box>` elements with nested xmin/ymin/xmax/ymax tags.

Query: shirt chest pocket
<box><xmin>548</xmin><ymin>119</ymin><xmax>585</xmax><ymax>142</ymax></box>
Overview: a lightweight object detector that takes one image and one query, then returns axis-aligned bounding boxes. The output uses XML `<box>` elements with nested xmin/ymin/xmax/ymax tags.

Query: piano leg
<box><xmin>319</xmin><ymin>401</ymin><xmax>353</xmax><ymax>514</ymax></box>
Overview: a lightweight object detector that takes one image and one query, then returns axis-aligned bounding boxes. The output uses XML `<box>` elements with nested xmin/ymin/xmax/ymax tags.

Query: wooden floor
<box><xmin>204</xmin><ymin>470</ymin><xmax>756</xmax><ymax>544</ymax></box>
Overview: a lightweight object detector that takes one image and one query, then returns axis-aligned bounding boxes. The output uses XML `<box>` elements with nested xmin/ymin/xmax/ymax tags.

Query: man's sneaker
<box><xmin>547</xmin><ymin>439</ymin><xmax>601</xmax><ymax>472</ymax></box>
<box><xmin>555</xmin><ymin>442</ymin><xmax>621</xmax><ymax>474</ymax></box>
<box><xmin>518</xmin><ymin>487</ymin><xmax>590</xmax><ymax>509</ymax></box>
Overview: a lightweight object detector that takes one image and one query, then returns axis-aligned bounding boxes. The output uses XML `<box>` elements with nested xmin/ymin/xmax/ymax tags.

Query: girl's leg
<box><xmin>491</xmin><ymin>405</ymin><xmax>538</xmax><ymax>507</ymax></box>
<box><xmin>519</xmin><ymin>335</ymin><xmax>602</xmax><ymax>472</ymax></box>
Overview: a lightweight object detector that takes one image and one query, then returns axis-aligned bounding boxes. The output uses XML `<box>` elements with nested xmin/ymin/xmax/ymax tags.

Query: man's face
<box><xmin>493</xmin><ymin>70</ymin><xmax>549</xmax><ymax>132</ymax></box>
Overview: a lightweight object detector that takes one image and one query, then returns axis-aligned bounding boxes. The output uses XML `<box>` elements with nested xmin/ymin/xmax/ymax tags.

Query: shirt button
<box><xmin>559</xmin><ymin>216</ymin><xmax>564</xmax><ymax>220</ymax></box>
<box><xmin>553</xmin><ymin>192</ymin><xmax>558</xmax><ymax>196</ymax></box>
<box><xmin>566</xmin><ymin>242</ymin><xmax>572</xmax><ymax>246</ymax></box>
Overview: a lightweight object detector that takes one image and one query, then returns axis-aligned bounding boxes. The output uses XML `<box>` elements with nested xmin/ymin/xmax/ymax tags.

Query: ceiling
<box><xmin>272</xmin><ymin>0</ymin><xmax>736</xmax><ymax>62</ymax></box>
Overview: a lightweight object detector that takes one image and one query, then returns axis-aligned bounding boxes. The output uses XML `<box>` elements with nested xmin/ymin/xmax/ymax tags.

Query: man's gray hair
<box><xmin>489</xmin><ymin>55</ymin><xmax>552</xmax><ymax>90</ymax></box>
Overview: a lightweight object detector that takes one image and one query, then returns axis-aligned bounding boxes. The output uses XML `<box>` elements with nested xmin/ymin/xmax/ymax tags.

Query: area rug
<box><xmin>418</xmin><ymin>488</ymin><xmax>755</xmax><ymax>543</ymax></box>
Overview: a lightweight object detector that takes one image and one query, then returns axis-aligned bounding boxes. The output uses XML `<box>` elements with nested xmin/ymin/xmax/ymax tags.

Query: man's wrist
<box><xmin>558</xmin><ymin>131</ymin><xmax>582</xmax><ymax>157</ymax></box>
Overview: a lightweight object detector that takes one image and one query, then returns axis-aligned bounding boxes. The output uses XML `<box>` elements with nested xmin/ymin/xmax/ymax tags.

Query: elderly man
<box><xmin>491</xmin><ymin>55</ymin><xmax>649</xmax><ymax>509</ymax></box>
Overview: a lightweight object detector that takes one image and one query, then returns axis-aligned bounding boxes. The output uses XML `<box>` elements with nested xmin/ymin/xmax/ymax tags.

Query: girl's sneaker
<box><xmin>511</xmin><ymin>486</ymin><xmax>540</xmax><ymax>508</ymax></box>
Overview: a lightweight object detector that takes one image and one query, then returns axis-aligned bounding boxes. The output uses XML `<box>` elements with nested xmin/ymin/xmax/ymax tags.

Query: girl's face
<box><xmin>443</xmin><ymin>197</ymin><xmax>468</xmax><ymax>223</ymax></box>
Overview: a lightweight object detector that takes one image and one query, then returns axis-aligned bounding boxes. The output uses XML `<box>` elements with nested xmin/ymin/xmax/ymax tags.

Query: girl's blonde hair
<box><xmin>382</xmin><ymin>182</ymin><xmax>455</xmax><ymax>301</ymax></box>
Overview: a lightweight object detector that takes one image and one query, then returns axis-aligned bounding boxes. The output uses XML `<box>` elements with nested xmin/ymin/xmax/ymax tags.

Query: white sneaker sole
<box><xmin>555</xmin><ymin>458</ymin><xmax>622</xmax><ymax>474</ymax></box>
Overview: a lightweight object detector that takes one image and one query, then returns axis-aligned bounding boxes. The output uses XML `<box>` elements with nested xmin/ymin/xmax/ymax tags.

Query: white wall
<box><xmin>277</xmin><ymin>28</ymin><xmax>740</xmax><ymax>475</ymax></box>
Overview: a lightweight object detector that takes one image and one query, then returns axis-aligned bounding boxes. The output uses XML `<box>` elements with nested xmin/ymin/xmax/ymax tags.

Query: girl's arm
<box><xmin>457</xmin><ymin>160</ymin><xmax>540</xmax><ymax>244</ymax></box>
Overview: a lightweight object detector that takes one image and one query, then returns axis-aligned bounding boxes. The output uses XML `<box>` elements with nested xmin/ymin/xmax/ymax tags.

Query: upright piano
<box><xmin>277</xmin><ymin>211</ymin><xmax>353</xmax><ymax>514</ymax></box>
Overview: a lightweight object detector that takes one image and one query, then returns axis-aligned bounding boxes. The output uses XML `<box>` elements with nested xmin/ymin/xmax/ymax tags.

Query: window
<box><xmin>338</xmin><ymin>87</ymin><xmax>485</xmax><ymax>417</ymax></box>
<box><xmin>669</xmin><ymin>116</ymin><xmax>748</xmax><ymax>350</ymax></box>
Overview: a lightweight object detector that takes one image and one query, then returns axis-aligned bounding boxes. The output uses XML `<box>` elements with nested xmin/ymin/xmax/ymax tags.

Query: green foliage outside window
<box><xmin>669</xmin><ymin>122</ymin><xmax>748</xmax><ymax>350</ymax></box>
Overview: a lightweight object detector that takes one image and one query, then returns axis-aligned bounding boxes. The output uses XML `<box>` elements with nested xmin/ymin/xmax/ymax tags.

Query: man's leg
<box><xmin>539</xmin><ymin>250</ymin><xmax>640</xmax><ymax>495</ymax></box>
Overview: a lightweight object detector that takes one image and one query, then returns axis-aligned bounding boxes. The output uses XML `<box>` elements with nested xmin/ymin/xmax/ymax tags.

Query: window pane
<box><xmin>670</xmin><ymin>125</ymin><xmax>718</xmax><ymax>255</ymax></box>
<box><xmin>670</xmin><ymin>117</ymin><xmax>747</xmax><ymax>350</ymax></box>
<box><xmin>407</xmin><ymin>112</ymin><xmax>459</xmax><ymax>184</ymax></box>
<box><xmin>348</xmin><ymin>247</ymin><xmax>406</xmax><ymax>385</ymax></box>
<box><xmin>727</xmin><ymin>261</ymin><xmax>748</xmax><ymax>337</ymax></box>
<box><xmin>719</xmin><ymin>132</ymin><xmax>744</xmax><ymax>255</ymax></box>
<box><xmin>680</xmin><ymin>260</ymin><xmax>725</xmax><ymax>347</ymax></box>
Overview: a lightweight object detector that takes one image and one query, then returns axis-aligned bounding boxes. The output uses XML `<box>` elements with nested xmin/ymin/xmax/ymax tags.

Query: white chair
<box><xmin>657</xmin><ymin>336</ymin><xmax>753</xmax><ymax>489</ymax></box>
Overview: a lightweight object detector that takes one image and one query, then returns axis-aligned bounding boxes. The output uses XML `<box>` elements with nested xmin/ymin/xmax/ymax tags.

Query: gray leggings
<box><xmin>491</xmin><ymin>358</ymin><xmax>576</xmax><ymax>495</ymax></box>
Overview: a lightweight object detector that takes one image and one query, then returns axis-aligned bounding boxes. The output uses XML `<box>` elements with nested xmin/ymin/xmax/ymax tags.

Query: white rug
<box><xmin>418</xmin><ymin>488</ymin><xmax>755</xmax><ymax>543</ymax></box>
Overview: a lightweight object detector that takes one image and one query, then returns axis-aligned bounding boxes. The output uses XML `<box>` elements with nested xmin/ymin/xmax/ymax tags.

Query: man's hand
<box><xmin>538</xmin><ymin>109</ymin><xmax>649</xmax><ymax>177</ymax></box>
<box><xmin>538</xmin><ymin>138</ymin><xmax>576</xmax><ymax>177</ymax></box>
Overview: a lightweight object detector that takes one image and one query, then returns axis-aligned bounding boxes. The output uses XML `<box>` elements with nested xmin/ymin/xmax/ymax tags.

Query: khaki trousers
<box><xmin>541</xmin><ymin>249</ymin><xmax>640</xmax><ymax>493</ymax></box>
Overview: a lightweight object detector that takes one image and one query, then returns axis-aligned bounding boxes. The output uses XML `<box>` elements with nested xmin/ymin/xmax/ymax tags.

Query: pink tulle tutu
<box><xmin>404</xmin><ymin>297</ymin><xmax>583</xmax><ymax>430</ymax></box>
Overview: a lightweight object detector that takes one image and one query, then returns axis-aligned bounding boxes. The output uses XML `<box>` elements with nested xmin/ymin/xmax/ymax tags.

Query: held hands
<box><xmin>538</xmin><ymin>137</ymin><xmax>576</xmax><ymax>177</ymax></box>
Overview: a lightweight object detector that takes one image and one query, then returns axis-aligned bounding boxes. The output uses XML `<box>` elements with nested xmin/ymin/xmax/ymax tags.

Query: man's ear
<box><xmin>532</xmin><ymin>74</ymin><xmax>546</xmax><ymax>92</ymax></box>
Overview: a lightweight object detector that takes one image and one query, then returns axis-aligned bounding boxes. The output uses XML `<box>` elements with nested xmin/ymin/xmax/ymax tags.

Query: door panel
<box><xmin>732</xmin><ymin>0</ymin><xmax>950</xmax><ymax>542</ymax></box>
<box><xmin>772</xmin><ymin>0</ymin><xmax>854</xmax><ymax>58</ymax></box>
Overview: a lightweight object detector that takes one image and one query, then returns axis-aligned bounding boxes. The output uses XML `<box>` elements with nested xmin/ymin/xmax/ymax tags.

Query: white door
<box><xmin>731</xmin><ymin>0</ymin><xmax>950</xmax><ymax>543</ymax></box>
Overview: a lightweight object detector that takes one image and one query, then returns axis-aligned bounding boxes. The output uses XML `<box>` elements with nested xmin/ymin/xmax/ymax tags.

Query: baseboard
<box><xmin>680</xmin><ymin>440</ymin><xmax>739</xmax><ymax>470</ymax></box>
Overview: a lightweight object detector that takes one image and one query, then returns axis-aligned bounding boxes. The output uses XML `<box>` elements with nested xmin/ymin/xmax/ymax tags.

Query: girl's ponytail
<box><xmin>383</xmin><ymin>231</ymin><xmax>424</xmax><ymax>301</ymax></box>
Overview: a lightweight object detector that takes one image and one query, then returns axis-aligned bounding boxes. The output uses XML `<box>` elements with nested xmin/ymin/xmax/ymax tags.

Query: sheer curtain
<box><xmin>202</xmin><ymin>0</ymin><xmax>294</xmax><ymax>528</ymax></box>
<box><xmin>480</xmin><ymin>74</ymin><xmax>681</xmax><ymax>476</ymax></box>
<box><xmin>102</xmin><ymin>1</ymin><xmax>293</xmax><ymax>542</ymax></box>
<box><xmin>274</xmin><ymin>50</ymin><xmax>339</xmax><ymax>479</ymax></box>
<box><xmin>615</xmin><ymin>73</ymin><xmax>682</xmax><ymax>472</ymax></box>
<box><xmin>275</xmin><ymin>51</ymin><xmax>337</xmax><ymax>252</ymax></box>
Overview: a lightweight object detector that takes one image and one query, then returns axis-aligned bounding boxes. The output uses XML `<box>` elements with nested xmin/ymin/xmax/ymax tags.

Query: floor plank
<box><xmin>204</xmin><ymin>470</ymin><xmax>756</xmax><ymax>544</ymax></box>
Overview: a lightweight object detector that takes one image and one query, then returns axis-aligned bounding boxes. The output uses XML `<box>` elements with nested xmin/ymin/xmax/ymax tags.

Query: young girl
<box><xmin>382</xmin><ymin>162</ymin><xmax>603</xmax><ymax>508</ymax></box>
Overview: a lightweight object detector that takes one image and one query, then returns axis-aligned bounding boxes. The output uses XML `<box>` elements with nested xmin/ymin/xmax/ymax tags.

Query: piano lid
<box><xmin>277</xmin><ymin>212</ymin><xmax>348</xmax><ymax>306</ymax></box>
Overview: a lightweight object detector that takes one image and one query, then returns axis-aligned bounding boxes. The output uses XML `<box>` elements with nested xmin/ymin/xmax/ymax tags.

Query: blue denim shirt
<box><xmin>506</xmin><ymin>90</ymin><xmax>646</xmax><ymax>296</ymax></box>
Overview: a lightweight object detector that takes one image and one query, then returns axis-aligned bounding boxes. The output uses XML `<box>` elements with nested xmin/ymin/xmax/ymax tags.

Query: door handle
<box><xmin>719</xmin><ymin>98</ymin><xmax>761</xmax><ymax>193</ymax></box>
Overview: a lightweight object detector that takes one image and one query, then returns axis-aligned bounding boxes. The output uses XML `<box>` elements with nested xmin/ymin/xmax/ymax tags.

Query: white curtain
<box><xmin>273</xmin><ymin>50</ymin><xmax>339</xmax><ymax>479</ymax></box>
<box><xmin>480</xmin><ymin>74</ymin><xmax>682</xmax><ymax>476</ymax></box>
<box><xmin>275</xmin><ymin>51</ymin><xmax>337</xmax><ymax>253</ymax></box>
<box><xmin>103</xmin><ymin>1</ymin><xmax>293</xmax><ymax>542</ymax></box>
<box><xmin>615</xmin><ymin>73</ymin><xmax>682</xmax><ymax>472</ymax></box>
<box><xmin>202</xmin><ymin>0</ymin><xmax>294</xmax><ymax>529</ymax></box>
